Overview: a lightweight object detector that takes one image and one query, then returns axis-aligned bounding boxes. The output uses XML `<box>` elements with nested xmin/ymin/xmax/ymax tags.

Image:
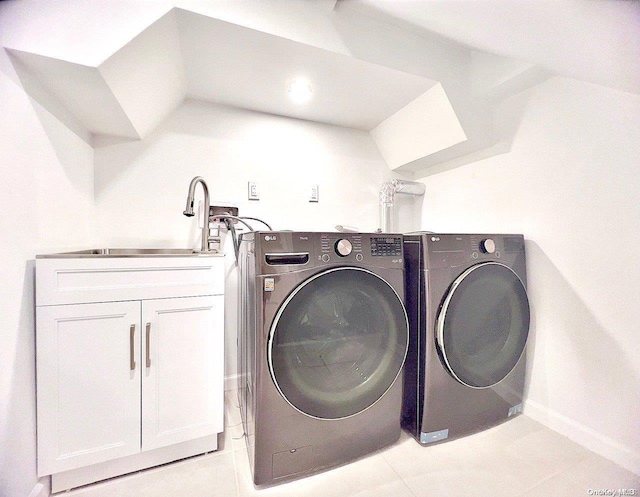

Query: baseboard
<box><xmin>525</xmin><ymin>399</ymin><xmax>640</xmax><ymax>476</ymax></box>
<box><xmin>27</xmin><ymin>479</ymin><xmax>49</xmax><ymax>497</ymax></box>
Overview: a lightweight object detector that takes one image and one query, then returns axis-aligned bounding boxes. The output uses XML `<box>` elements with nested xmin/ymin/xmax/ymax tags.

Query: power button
<box><xmin>321</xmin><ymin>254</ymin><xmax>330</xmax><ymax>262</ymax></box>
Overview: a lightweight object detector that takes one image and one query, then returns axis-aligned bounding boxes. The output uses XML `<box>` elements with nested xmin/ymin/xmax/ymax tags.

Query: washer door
<box><xmin>437</xmin><ymin>262</ymin><xmax>530</xmax><ymax>389</ymax></box>
<box><xmin>268</xmin><ymin>267</ymin><xmax>408</xmax><ymax>420</ymax></box>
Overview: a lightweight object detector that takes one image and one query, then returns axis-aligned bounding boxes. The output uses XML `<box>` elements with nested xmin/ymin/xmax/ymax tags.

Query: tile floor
<box><xmin>65</xmin><ymin>391</ymin><xmax>639</xmax><ymax>497</ymax></box>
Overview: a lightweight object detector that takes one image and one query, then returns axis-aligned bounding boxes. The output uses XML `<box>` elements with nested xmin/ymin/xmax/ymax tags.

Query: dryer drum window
<box><xmin>437</xmin><ymin>262</ymin><xmax>530</xmax><ymax>389</ymax></box>
<box><xmin>268</xmin><ymin>267</ymin><xmax>408</xmax><ymax>420</ymax></box>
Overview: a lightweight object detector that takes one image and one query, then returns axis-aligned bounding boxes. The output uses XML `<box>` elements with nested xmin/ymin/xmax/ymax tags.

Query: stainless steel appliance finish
<box><xmin>402</xmin><ymin>233</ymin><xmax>530</xmax><ymax>445</ymax></box>
<box><xmin>35</xmin><ymin>248</ymin><xmax>223</xmax><ymax>258</ymax></box>
<box><xmin>238</xmin><ymin>232</ymin><xmax>409</xmax><ymax>486</ymax></box>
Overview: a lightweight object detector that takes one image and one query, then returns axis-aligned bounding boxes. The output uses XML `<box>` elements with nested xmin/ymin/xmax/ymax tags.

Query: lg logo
<box><xmin>431</xmin><ymin>236</ymin><xmax>440</xmax><ymax>242</ymax></box>
<box><xmin>265</xmin><ymin>235</ymin><xmax>277</xmax><ymax>241</ymax></box>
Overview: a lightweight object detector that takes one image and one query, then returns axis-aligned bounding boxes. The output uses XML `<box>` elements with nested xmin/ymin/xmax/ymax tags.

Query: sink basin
<box><xmin>37</xmin><ymin>248</ymin><xmax>223</xmax><ymax>258</ymax></box>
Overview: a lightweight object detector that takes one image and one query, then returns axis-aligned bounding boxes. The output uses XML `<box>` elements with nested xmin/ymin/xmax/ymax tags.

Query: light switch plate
<box><xmin>248</xmin><ymin>181</ymin><xmax>259</xmax><ymax>200</ymax></box>
<box><xmin>310</xmin><ymin>184</ymin><xmax>319</xmax><ymax>203</ymax></box>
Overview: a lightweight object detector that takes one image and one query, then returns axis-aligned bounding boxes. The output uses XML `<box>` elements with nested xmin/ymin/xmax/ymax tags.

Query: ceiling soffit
<box><xmin>4</xmin><ymin>3</ymin><xmax>552</xmax><ymax>171</ymax></box>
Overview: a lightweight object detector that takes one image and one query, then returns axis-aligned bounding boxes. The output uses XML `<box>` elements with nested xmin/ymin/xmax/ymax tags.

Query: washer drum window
<box><xmin>268</xmin><ymin>267</ymin><xmax>408</xmax><ymax>420</ymax></box>
<box><xmin>437</xmin><ymin>262</ymin><xmax>530</xmax><ymax>389</ymax></box>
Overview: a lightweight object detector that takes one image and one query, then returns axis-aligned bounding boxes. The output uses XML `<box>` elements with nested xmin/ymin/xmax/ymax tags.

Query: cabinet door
<box><xmin>36</xmin><ymin>301</ymin><xmax>141</xmax><ymax>476</ymax></box>
<box><xmin>141</xmin><ymin>296</ymin><xmax>224</xmax><ymax>451</ymax></box>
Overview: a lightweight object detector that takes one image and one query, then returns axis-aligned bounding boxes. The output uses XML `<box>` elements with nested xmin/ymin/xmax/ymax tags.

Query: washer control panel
<box><xmin>371</xmin><ymin>236</ymin><xmax>402</xmax><ymax>257</ymax></box>
<box><xmin>480</xmin><ymin>238</ymin><xmax>496</xmax><ymax>254</ymax></box>
<box><xmin>317</xmin><ymin>233</ymin><xmax>402</xmax><ymax>267</ymax></box>
<box><xmin>335</xmin><ymin>239</ymin><xmax>353</xmax><ymax>257</ymax></box>
<box><xmin>257</xmin><ymin>232</ymin><xmax>404</xmax><ymax>273</ymax></box>
<box><xmin>320</xmin><ymin>234</ymin><xmax>363</xmax><ymax>263</ymax></box>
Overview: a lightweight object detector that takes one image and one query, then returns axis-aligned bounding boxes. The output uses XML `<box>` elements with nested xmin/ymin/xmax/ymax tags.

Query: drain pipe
<box><xmin>379</xmin><ymin>179</ymin><xmax>426</xmax><ymax>233</ymax></box>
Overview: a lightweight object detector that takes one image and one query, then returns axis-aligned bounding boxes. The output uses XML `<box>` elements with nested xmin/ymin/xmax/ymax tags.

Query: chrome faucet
<box><xmin>183</xmin><ymin>176</ymin><xmax>211</xmax><ymax>252</ymax></box>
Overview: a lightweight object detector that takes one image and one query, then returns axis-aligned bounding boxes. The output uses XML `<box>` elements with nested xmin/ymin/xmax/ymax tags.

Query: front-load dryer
<box><xmin>238</xmin><ymin>232</ymin><xmax>408</xmax><ymax>485</ymax></box>
<box><xmin>402</xmin><ymin>233</ymin><xmax>530</xmax><ymax>445</ymax></box>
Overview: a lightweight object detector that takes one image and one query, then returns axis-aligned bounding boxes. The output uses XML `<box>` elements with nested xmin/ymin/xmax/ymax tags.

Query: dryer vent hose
<box><xmin>379</xmin><ymin>179</ymin><xmax>426</xmax><ymax>233</ymax></box>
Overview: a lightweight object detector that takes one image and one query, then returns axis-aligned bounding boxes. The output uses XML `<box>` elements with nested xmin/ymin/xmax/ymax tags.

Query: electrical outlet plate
<box><xmin>310</xmin><ymin>184</ymin><xmax>319</xmax><ymax>203</ymax></box>
<box><xmin>248</xmin><ymin>181</ymin><xmax>259</xmax><ymax>200</ymax></box>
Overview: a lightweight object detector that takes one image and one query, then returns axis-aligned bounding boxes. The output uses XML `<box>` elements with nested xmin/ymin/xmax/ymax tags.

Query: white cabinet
<box><xmin>36</xmin><ymin>301</ymin><xmax>142</xmax><ymax>474</ymax></box>
<box><xmin>35</xmin><ymin>255</ymin><xmax>225</xmax><ymax>491</ymax></box>
<box><xmin>141</xmin><ymin>296</ymin><xmax>224</xmax><ymax>451</ymax></box>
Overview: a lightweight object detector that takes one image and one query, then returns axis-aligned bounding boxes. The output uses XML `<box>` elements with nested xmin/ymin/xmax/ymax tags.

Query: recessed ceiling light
<box><xmin>288</xmin><ymin>77</ymin><xmax>313</xmax><ymax>104</ymax></box>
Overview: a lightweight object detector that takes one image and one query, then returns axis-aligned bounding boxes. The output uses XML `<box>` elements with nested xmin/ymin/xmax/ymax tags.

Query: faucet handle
<box><xmin>207</xmin><ymin>236</ymin><xmax>221</xmax><ymax>252</ymax></box>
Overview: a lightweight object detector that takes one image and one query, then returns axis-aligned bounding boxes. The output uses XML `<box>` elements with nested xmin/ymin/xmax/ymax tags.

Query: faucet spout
<box><xmin>183</xmin><ymin>176</ymin><xmax>211</xmax><ymax>252</ymax></box>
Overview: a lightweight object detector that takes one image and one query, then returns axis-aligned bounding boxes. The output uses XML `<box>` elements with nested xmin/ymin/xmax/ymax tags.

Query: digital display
<box><xmin>371</xmin><ymin>236</ymin><xmax>402</xmax><ymax>257</ymax></box>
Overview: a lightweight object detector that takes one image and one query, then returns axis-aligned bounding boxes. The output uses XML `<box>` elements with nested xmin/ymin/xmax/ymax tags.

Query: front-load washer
<box><xmin>238</xmin><ymin>231</ymin><xmax>408</xmax><ymax>486</ymax></box>
<box><xmin>402</xmin><ymin>233</ymin><xmax>530</xmax><ymax>445</ymax></box>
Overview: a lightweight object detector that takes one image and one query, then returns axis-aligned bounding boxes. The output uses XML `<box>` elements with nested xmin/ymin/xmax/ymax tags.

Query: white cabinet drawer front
<box><xmin>36</xmin><ymin>257</ymin><xmax>225</xmax><ymax>305</ymax></box>
<box><xmin>37</xmin><ymin>301</ymin><xmax>141</xmax><ymax>476</ymax></box>
<box><xmin>142</xmin><ymin>296</ymin><xmax>224</xmax><ymax>451</ymax></box>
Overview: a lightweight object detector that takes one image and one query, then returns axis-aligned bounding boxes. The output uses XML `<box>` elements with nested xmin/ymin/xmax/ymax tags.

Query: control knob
<box><xmin>480</xmin><ymin>238</ymin><xmax>496</xmax><ymax>254</ymax></box>
<box><xmin>335</xmin><ymin>239</ymin><xmax>353</xmax><ymax>257</ymax></box>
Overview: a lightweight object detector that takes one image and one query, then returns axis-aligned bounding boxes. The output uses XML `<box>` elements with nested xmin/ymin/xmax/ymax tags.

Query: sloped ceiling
<box><xmin>7</xmin><ymin>10</ymin><xmax>186</xmax><ymax>141</ymax></box>
<box><xmin>4</xmin><ymin>0</ymin><xmax>631</xmax><ymax>172</ymax></box>
<box><xmin>355</xmin><ymin>0</ymin><xmax>640</xmax><ymax>96</ymax></box>
<box><xmin>5</xmin><ymin>6</ymin><xmax>438</xmax><ymax>145</ymax></box>
<box><xmin>177</xmin><ymin>9</ymin><xmax>436</xmax><ymax>131</ymax></box>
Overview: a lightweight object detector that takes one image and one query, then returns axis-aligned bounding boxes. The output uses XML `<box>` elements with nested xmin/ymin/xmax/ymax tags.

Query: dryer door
<box><xmin>268</xmin><ymin>267</ymin><xmax>408</xmax><ymax>420</ymax></box>
<box><xmin>437</xmin><ymin>262</ymin><xmax>530</xmax><ymax>389</ymax></box>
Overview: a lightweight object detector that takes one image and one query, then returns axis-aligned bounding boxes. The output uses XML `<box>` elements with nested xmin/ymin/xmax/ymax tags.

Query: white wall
<box><xmin>0</xmin><ymin>48</ymin><xmax>95</xmax><ymax>497</ymax></box>
<box><xmin>0</xmin><ymin>3</ymin><xmax>429</xmax><ymax>495</ymax></box>
<box><xmin>415</xmin><ymin>76</ymin><xmax>640</xmax><ymax>475</ymax></box>
<box><xmin>5</xmin><ymin>0</ymin><xmax>637</xmax><ymax>493</ymax></box>
<box><xmin>93</xmin><ymin>98</ymin><xmax>412</xmax><ymax>390</ymax></box>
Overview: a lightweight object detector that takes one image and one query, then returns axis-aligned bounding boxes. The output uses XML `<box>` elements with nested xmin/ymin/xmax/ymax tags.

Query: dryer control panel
<box><xmin>419</xmin><ymin>233</ymin><xmax>526</xmax><ymax>270</ymax></box>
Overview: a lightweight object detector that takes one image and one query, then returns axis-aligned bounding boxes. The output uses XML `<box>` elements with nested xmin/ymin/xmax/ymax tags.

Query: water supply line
<box><xmin>183</xmin><ymin>177</ymin><xmax>273</xmax><ymax>258</ymax></box>
<box><xmin>210</xmin><ymin>214</ymin><xmax>273</xmax><ymax>264</ymax></box>
<box><xmin>379</xmin><ymin>179</ymin><xmax>426</xmax><ymax>233</ymax></box>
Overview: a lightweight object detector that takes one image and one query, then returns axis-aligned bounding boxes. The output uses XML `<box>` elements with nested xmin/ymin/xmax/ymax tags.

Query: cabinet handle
<box><xmin>129</xmin><ymin>324</ymin><xmax>136</xmax><ymax>371</ymax></box>
<box><xmin>145</xmin><ymin>322</ymin><xmax>151</xmax><ymax>368</ymax></box>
